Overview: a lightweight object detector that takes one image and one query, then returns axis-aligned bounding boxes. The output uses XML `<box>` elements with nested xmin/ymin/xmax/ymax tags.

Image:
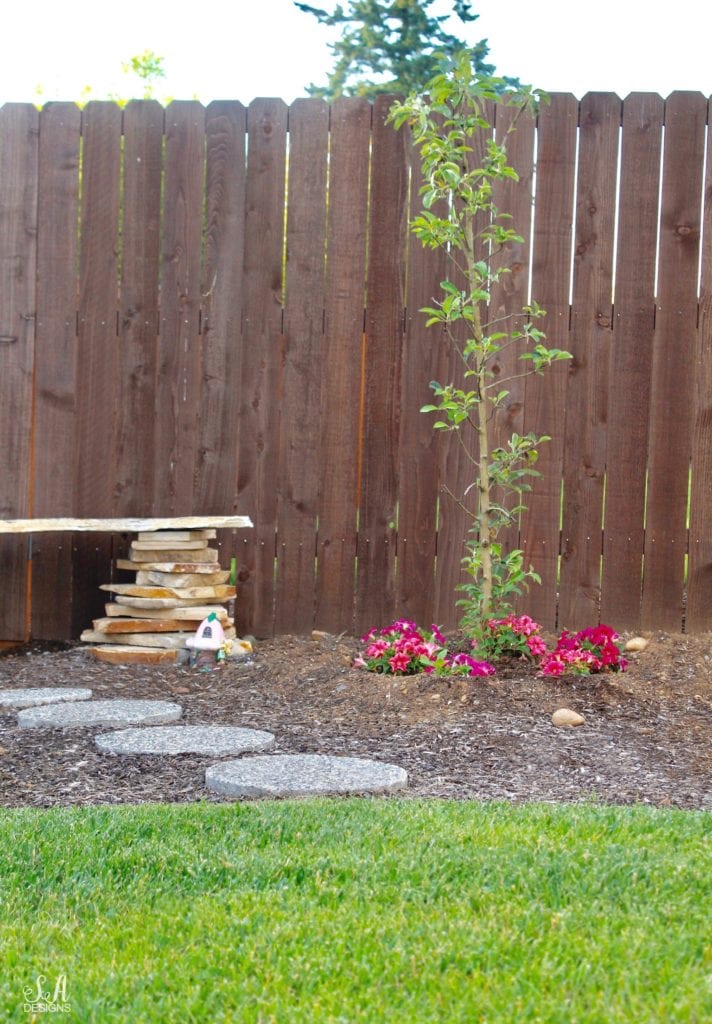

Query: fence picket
<box><xmin>274</xmin><ymin>100</ymin><xmax>329</xmax><ymax>635</ymax></box>
<box><xmin>314</xmin><ymin>98</ymin><xmax>371</xmax><ymax>634</ymax></box>
<box><xmin>30</xmin><ymin>103</ymin><xmax>81</xmax><ymax>640</ymax></box>
<box><xmin>687</xmin><ymin>98</ymin><xmax>712</xmax><ymax>630</ymax></box>
<box><xmin>115</xmin><ymin>100</ymin><xmax>163</xmax><ymax>519</ymax></box>
<box><xmin>489</xmin><ymin>103</ymin><xmax>536</xmax><ymax>559</ymax></box>
<box><xmin>600</xmin><ymin>94</ymin><xmax>664</xmax><ymax>630</ymax></box>
<box><xmin>235</xmin><ymin>99</ymin><xmax>288</xmax><ymax>637</ymax></box>
<box><xmin>559</xmin><ymin>94</ymin><xmax>620</xmax><ymax>629</ymax></box>
<box><xmin>519</xmin><ymin>94</ymin><xmax>577</xmax><ymax>630</ymax></box>
<box><xmin>0</xmin><ymin>105</ymin><xmax>38</xmax><ymax>640</ymax></box>
<box><xmin>154</xmin><ymin>102</ymin><xmax>205</xmax><ymax>517</ymax></box>
<box><xmin>397</xmin><ymin>124</ymin><xmax>447</xmax><ymax>627</ymax></box>
<box><xmin>72</xmin><ymin>102</ymin><xmax>122</xmax><ymax>635</ymax></box>
<box><xmin>641</xmin><ymin>92</ymin><xmax>707</xmax><ymax>630</ymax></box>
<box><xmin>198</xmin><ymin>101</ymin><xmax>247</xmax><ymax>585</ymax></box>
<box><xmin>355</xmin><ymin>94</ymin><xmax>408</xmax><ymax>635</ymax></box>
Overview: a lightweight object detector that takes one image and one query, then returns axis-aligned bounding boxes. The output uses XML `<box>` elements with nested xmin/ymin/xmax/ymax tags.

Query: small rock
<box><xmin>311</xmin><ymin>630</ymin><xmax>331</xmax><ymax>641</ymax></box>
<box><xmin>227</xmin><ymin>639</ymin><xmax>253</xmax><ymax>660</ymax></box>
<box><xmin>430</xmin><ymin>692</ymin><xmax>442</xmax><ymax>701</ymax></box>
<box><xmin>625</xmin><ymin>636</ymin><xmax>649</xmax><ymax>652</ymax></box>
<box><xmin>551</xmin><ymin>708</ymin><xmax>585</xmax><ymax>727</ymax></box>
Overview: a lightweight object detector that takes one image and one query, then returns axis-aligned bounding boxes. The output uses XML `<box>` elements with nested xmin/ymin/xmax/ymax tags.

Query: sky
<box><xmin>1</xmin><ymin>0</ymin><xmax>710</xmax><ymax>106</ymax></box>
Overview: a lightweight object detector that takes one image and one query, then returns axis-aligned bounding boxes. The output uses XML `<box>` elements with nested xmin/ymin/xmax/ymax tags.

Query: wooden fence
<box><xmin>1</xmin><ymin>93</ymin><xmax>711</xmax><ymax>641</ymax></box>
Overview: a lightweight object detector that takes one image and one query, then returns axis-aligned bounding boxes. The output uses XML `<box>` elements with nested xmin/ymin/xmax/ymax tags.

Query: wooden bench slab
<box><xmin>0</xmin><ymin>516</ymin><xmax>252</xmax><ymax>534</ymax></box>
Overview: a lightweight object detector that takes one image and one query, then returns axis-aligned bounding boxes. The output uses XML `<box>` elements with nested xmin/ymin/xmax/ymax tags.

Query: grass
<box><xmin>0</xmin><ymin>799</ymin><xmax>709</xmax><ymax>1022</ymax></box>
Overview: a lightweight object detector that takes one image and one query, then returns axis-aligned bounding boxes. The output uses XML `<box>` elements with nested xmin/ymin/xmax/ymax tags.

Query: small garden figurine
<box><xmin>186</xmin><ymin>612</ymin><xmax>226</xmax><ymax>669</ymax></box>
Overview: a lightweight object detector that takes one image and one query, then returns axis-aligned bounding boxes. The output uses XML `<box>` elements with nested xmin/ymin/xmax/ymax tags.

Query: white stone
<box><xmin>95</xmin><ymin>725</ymin><xmax>275</xmax><ymax>756</ymax></box>
<box><xmin>18</xmin><ymin>699</ymin><xmax>182</xmax><ymax>729</ymax></box>
<box><xmin>205</xmin><ymin>754</ymin><xmax>408</xmax><ymax>798</ymax></box>
<box><xmin>551</xmin><ymin>708</ymin><xmax>586</xmax><ymax>727</ymax></box>
<box><xmin>625</xmin><ymin>636</ymin><xmax>649</xmax><ymax>652</ymax></box>
<box><xmin>0</xmin><ymin>687</ymin><xmax>92</xmax><ymax>709</ymax></box>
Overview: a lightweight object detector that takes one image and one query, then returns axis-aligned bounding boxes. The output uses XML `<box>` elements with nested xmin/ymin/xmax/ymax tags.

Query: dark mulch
<box><xmin>0</xmin><ymin>632</ymin><xmax>710</xmax><ymax>810</ymax></box>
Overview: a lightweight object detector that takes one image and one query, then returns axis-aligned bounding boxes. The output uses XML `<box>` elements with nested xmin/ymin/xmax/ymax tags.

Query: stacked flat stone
<box><xmin>81</xmin><ymin>528</ymin><xmax>237</xmax><ymax>665</ymax></box>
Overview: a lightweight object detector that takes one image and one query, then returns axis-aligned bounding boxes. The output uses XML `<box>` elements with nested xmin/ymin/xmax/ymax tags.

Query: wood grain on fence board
<box><xmin>73</xmin><ymin>102</ymin><xmax>122</xmax><ymax>635</ymax></box>
<box><xmin>490</xmin><ymin>102</ymin><xmax>536</xmax><ymax>558</ymax></box>
<box><xmin>116</xmin><ymin>100</ymin><xmax>163</xmax><ymax>518</ymax></box>
<box><xmin>30</xmin><ymin>103</ymin><xmax>81</xmax><ymax>639</ymax></box>
<box><xmin>198</xmin><ymin>102</ymin><xmax>247</xmax><ymax>585</ymax></box>
<box><xmin>684</xmin><ymin>96</ymin><xmax>712</xmax><ymax>631</ymax></box>
<box><xmin>154</xmin><ymin>102</ymin><xmax>205</xmax><ymax>517</ymax></box>
<box><xmin>397</xmin><ymin>125</ymin><xmax>448</xmax><ymax>627</ymax></box>
<box><xmin>519</xmin><ymin>94</ymin><xmax>577</xmax><ymax>630</ymax></box>
<box><xmin>641</xmin><ymin>92</ymin><xmax>707</xmax><ymax>630</ymax></box>
<box><xmin>355</xmin><ymin>94</ymin><xmax>408</xmax><ymax>635</ymax></box>
<box><xmin>0</xmin><ymin>105</ymin><xmax>38</xmax><ymax>640</ymax></box>
<box><xmin>559</xmin><ymin>94</ymin><xmax>620</xmax><ymax>629</ymax></box>
<box><xmin>275</xmin><ymin>99</ymin><xmax>329</xmax><ymax>634</ymax></box>
<box><xmin>600</xmin><ymin>94</ymin><xmax>664</xmax><ymax>629</ymax></box>
<box><xmin>314</xmin><ymin>97</ymin><xmax>371</xmax><ymax>634</ymax></box>
<box><xmin>235</xmin><ymin>99</ymin><xmax>288</xmax><ymax>637</ymax></box>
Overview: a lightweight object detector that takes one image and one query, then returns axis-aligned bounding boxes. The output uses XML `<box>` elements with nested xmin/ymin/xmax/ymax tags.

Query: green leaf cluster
<box><xmin>389</xmin><ymin>52</ymin><xmax>570</xmax><ymax>631</ymax></box>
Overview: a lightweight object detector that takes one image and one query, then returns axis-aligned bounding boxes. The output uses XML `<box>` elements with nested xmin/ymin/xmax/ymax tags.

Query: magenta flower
<box><xmin>448</xmin><ymin>653</ymin><xmax>496</xmax><ymax>676</ymax></box>
<box><xmin>526</xmin><ymin>635</ymin><xmax>548</xmax><ymax>657</ymax></box>
<box><xmin>388</xmin><ymin>651</ymin><xmax>412</xmax><ymax>673</ymax></box>
<box><xmin>365</xmin><ymin>640</ymin><xmax>389</xmax><ymax>658</ymax></box>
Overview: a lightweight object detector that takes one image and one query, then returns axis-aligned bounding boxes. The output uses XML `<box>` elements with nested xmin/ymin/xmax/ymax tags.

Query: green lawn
<box><xmin>1</xmin><ymin>800</ymin><xmax>709</xmax><ymax>1022</ymax></box>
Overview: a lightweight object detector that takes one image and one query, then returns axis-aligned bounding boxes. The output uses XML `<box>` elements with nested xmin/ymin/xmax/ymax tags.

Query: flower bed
<box><xmin>354</xmin><ymin>617</ymin><xmax>628</xmax><ymax>679</ymax></box>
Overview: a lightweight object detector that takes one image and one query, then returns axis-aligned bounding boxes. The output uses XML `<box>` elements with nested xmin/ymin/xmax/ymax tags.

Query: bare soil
<box><xmin>0</xmin><ymin>631</ymin><xmax>709</xmax><ymax>810</ymax></box>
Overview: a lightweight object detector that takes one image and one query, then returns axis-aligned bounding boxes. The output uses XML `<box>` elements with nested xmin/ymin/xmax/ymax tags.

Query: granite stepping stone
<box><xmin>0</xmin><ymin>687</ymin><xmax>92</xmax><ymax>709</ymax></box>
<box><xmin>95</xmin><ymin>725</ymin><xmax>275</xmax><ymax>756</ymax></box>
<box><xmin>205</xmin><ymin>754</ymin><xmax>408</xmax><ymax>799</ymax></box>
<box><xmin>17</xmin><ymin>699</ymin><xmax>182</xmax><ymax>729</ymax></box>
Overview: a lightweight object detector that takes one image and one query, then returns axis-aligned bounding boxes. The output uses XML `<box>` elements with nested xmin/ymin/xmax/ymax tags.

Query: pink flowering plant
<box><xmin>474</xmin><ymin>613</ymin><xmax>548</xmax><ymax>663</ymax></box>
<box><xmin>539</xmin><ymin>625</ymin><xmax>628</xmax><ymax>677</ymax></box>
<box><xmin>355</xmin><ymin>619</ymin><xmax>495</xmax><ymax>678</ymax></box>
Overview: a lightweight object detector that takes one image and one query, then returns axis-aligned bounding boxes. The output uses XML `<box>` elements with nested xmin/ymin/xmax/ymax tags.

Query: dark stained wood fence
<box><xmin>1</xmin><ymin>93</ymin><xmax>711</xmax><ymax>640</ymax></box>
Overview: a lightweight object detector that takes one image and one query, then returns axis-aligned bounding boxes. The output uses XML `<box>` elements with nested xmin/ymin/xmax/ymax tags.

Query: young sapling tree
<box><xmin>388</xmin><ymin>53</ymin><xmax>571</xmax><ymax>638</ymax></box>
